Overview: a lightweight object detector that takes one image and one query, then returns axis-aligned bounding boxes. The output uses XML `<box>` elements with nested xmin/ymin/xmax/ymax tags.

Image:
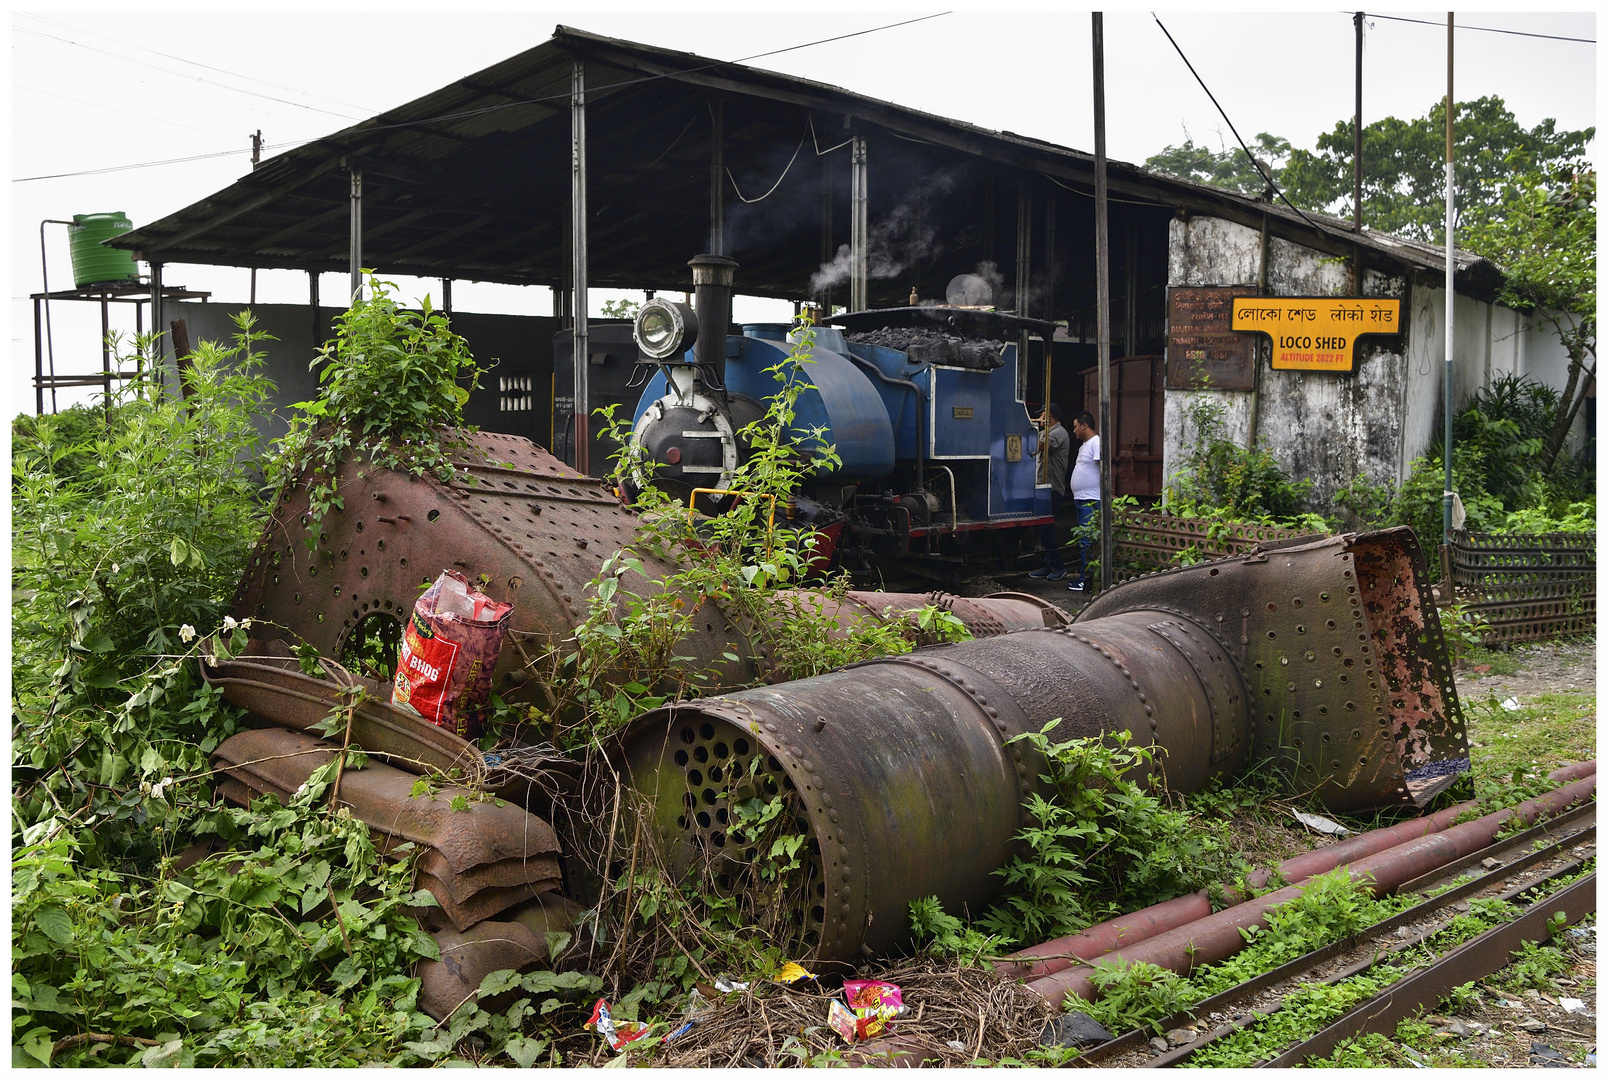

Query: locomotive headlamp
<box><xmin>633</xmin><ymin>298</ymin><xmax>699</xmax><ymax>361</ymax></box>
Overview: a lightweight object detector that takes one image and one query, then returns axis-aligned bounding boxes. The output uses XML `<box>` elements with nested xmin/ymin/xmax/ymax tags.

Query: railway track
<box><xmin>1071</xmin><ymin>801</ymin><xmax>1597</xmax><ymax>1068</ymax></box>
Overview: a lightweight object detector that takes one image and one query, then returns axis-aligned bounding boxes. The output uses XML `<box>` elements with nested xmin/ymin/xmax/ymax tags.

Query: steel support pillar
<box><xmin>1092</xmin><ymin>13</ymin><xmax>1113</xmax><ymax>592</ymax></box>
<box><xmin>571</xmin><ymin>61</ymin><xmax>590</xmax><ymax>474</ymax></box>
<box><xmin>349</xmin><ymin>167</ymin><xmax>363</xmax><ymax>304</ymax></box>
<box><xmin>709</xmin><ymin>97</ymin><xmax>724</xmax><ymax>256</ymax></box>
<box><xmin>849</xmin><ymin>134</ymin><xmax>868</xmax><ymax>313</ymax></box>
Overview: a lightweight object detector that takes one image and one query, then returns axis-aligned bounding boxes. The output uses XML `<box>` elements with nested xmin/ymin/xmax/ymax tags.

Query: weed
<box><xmin>908</xmin><ymin>896</ymin><xmax>1003</xmax><ymax>966</ymax></box>
<box><xmin>1083</xmin><ymin>959</ymin><xmax>1202</xmax><ymax>1035</ymax></box>
<box><xmin>978</xmin><ymin>724</ymin><xmax>1242</xmax><ymax>946</ymax></box>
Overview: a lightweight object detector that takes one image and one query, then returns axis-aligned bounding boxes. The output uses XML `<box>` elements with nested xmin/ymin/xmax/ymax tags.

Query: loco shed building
<box><xmin>110</xmin><ymin>26</ymin><xmax>1590</xmax><ymax>508</ymax></box>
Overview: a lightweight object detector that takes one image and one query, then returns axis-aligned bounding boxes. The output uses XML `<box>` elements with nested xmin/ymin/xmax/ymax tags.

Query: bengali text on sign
<box><xmin>1230</xmin><ymin>297</ymin><xmax>1402</xmax><ymax>373</ymax></box>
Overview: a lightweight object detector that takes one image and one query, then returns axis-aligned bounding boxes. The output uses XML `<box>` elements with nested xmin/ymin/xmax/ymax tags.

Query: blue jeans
<box><xmin>1040</xmin><ymin>490</ymin><xmax>1064</xmax><ymax>573</ymax></box>
<box><xmin>1073</xmin><ymin>499</ymin><xmax>1099</xmax><ymax>583</ymax></box>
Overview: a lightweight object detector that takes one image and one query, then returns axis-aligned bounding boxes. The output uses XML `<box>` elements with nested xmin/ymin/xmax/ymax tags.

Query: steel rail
<box><xmin>1069</xmin><ymin>807</ymin><xmax>1595</xmax><ymax>1067</ymax></box>
<box><xmin>1140</xmin><ymin>850</ymin><xmax>1597</xmax><ymax>1068</ymax></box>
<box><xmin>1262</xmin><ymin>871</ymin><xmax>1597</xmax><ymax>1067</ymax></box>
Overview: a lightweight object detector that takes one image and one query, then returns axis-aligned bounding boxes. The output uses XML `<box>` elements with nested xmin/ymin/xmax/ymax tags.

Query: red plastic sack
<box><xmin>392</xmin><ymin>570</ymin><xmax>513</xmax><ymax>738</ymax></box>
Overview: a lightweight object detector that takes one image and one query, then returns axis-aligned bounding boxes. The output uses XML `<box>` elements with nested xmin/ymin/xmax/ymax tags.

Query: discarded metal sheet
<box><xmin>620</xmin><ymin>528</ymin><xmax>1468</xmax><ymax>964</ymax></box>
<box><xmin>1084</xmin><ymin>528</ymin><xmax>1469</xmax><ymax>812</ymax></box>
<box><xmin>1111</xmin><ymin>510</ymin><xmax>1320</xmax><ymax>582</ymax></box>
<box><xmin>232</xmin><ymin>433</ymin><xmax>761</xmax><ymax>706</ymax></box>
<box><xmin>232</xmin><ymin>433</ymin><xmax>1069</xmax><ymax>715</ymax></box>
<box><xmin>202</xmin><ymin>647</ymin><xmax>482</xmax><ymax>778</ymax></box>
<box><xmin>212</xmin><ymin>727</ymin><xmax>562</xmax><ymax>929</ymax></box>
<box><xmin>1449</xmin><ymin>528</ymin><xmax>1595</xmax><ymax>645</ymax></box>
<box><xmin>417</xmin><ymin>892</ymin><xmax>584</xmax><ymax>1021</ymax></box>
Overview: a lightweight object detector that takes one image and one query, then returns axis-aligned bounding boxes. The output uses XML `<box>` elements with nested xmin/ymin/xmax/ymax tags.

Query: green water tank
<box><xmin>68</xmin><ymin>212</ymin><xmax>139</xmax><ymax>288</ymax></box>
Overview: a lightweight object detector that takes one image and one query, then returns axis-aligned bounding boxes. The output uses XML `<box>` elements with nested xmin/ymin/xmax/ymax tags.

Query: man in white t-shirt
<box><xmin>1067</xmin><ymin>411</ymin><xmax>1101</xmax><ymax>592</ymax></box>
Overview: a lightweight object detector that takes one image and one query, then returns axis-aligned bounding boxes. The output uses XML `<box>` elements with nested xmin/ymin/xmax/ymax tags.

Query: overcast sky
<box><xmin>10</xmin><ymin>7</ymin><xmax>1597</xmax><ymax>413</ymax></box>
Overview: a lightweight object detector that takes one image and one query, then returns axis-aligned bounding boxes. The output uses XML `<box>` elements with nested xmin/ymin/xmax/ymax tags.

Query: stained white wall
<box><xmin>1166</xmin><ymin>216</ymin><xmax>1409</xmax><ymax>508</ymax></box>
<box><xmin>1168</xmin><ymin>216</ymin><xmax>1589</xmax><ymax>504</ymax></box>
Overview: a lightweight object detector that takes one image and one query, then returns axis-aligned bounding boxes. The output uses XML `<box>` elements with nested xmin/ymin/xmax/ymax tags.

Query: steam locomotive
<box><xmin>622</xmin><ymin>254</ymin><xmax>1059</xmax><ymax>582</ymax></box>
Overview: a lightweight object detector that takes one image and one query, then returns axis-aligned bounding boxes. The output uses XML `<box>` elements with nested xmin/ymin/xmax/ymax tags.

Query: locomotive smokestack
<box><xmin>689</xmin><ymin>254</ymin><xmax>739</xmax><ymax>382</ymax></box>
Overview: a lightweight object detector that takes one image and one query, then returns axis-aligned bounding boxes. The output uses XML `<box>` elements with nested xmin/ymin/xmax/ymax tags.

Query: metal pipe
<box><xmin>1248</xmin><ymin>210</ymin><xmax>1271</xmax><ymax>450</ymax></box>
<box><xmin>1354</xmin><ymin>10</ymin><xmax>1365</xmax><ymax>290</ymax></box>
<box><xmin>151</xmin><ymin>261</ymin><xmax>165</xmax><ymax>395</ymax></box>
<box><xmin>1027</xmin><ymin>773</ymin><xmax>1595</xmax><ymax>1008</ymax></box>
<box><xmin>1016</xmin><ymin>177</ymin><xmax>1031</xmax><ymax>398</ymax></box>
<box><xmin>1092</xmin><ymin>13</ymin><xmax>1113</xmax><ymax>591</ymax></box>
<box><xmin>1442</xmin><ymin>13</ymin><xmax>1455</xmax><ymax>545</ymax></box>
<box><xmin>572</xmin><ymin>61</ymin><xmax>590</xmax><ymax>475</ymax></box>
<box><xmin>39</xmin><ymin>219</ymin><xmax>73</xmax><ymax>414</ymax></box>
<box><xmin>849</xmin><ymin>134</ymin><xmax>868</xmax><ymax>312</ymax></box>
<box><xmin>689</xmin><ymin>253</ymin><xmax>738</xmax><ymax>385</ymax></box>
<box><xmin>998</xmin><ymin>757</ymin><xmax>1595</xmax><ymax>981</ymax></box>
<box><xmin>708</xmin><ymin>97</ymin><xmax>724</xmax><ymax>256</ymax></box>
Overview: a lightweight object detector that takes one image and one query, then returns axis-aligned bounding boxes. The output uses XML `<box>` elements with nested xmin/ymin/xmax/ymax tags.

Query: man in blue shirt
<box><xmin>1068</xmin><ymin>411</ymin><xmax>1101</xmax><ymax>592</ymax></box>
<box><xmin>1028</xmin><ymin>404</ymin><xmax>1070</xmax><ymax>581</ymax></box>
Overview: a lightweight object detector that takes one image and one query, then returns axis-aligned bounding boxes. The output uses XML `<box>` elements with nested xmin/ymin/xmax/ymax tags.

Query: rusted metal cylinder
<box><xmin>622</xmin><ymin>529</ymin><xmax>1470</xmax><ymax>966</ymax></box>
<box><xmin>621</xmin><ymin>609</ymin><xmax>1245</xmax><ymax>965</ymax></box>
<box><xmin>1079</xmin><ymin>529</ymin><xmax>1470</xmax><ymax>812</ymax></box>
<box><xmin>997</xmin><ymin>758</ymin><xmax>1597</xmax><ymax>981</ymax></box>
<box><xmin>1026</xmin><ymin>774</ymin><xmax>1596</xmax><ymax>1008</ymax></box>
<box><xmin>231</xmin><ymin>432</ymin><xmax>1058</xmax><ymax>714</ymax></box>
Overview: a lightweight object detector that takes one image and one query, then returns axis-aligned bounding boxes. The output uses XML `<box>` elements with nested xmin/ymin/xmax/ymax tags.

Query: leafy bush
<box><xmin>268</xmin><ymin>275</ymin><xmax>487</xmax><ymax>549</ymax></box>
<box><xmin>978</xmin><ymin>724</ymin><xmax>1241</xmax><ymax>946</ymax></box>
<box><xmin>1165</xmin><ymin>400</ymin><xmax>1315</xmax><ymax>527</ymax></box>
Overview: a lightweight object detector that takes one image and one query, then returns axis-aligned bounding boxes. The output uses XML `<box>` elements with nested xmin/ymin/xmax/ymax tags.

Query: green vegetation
<box><xmin>1143</xmin><ymin>131</ymin><xmax>1291</xmax><ymax>197</ymax></box>
<box><xmin>978</xmin><ymin>724</ymin><xmax>1242</xmax><ymax>947</ymax></box>
<box><xmin>268</xmin><ymin>274</ymin><xmax>488</xmax><ymax>551</ymax></box>
<box><xmin>1464</xmin><ymin>689</ymin><xmax>1596</xmax><ymax>779</ymax></box>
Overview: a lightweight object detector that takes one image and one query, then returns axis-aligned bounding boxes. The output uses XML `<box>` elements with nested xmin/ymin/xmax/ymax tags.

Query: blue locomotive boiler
<box><xmin>625</xmin><ymin>255</ymin><xmax>1058</xmax><ymax>580</ymax></box>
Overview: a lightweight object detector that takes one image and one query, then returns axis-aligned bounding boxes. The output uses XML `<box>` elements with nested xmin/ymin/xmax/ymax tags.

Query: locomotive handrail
<box><xmin>687</xmin><ymin>488</ymin><xmax>776</xmax><ymax>556</ymax></box>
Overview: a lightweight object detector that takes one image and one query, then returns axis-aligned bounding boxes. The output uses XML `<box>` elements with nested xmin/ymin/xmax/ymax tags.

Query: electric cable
<box><xmin>13</xmin><ymin>83</ymin><xmax>241</xmax><ymax>139</ymax></box>
<box><xmin>1360</xmin><ymin>12</ymin><xmax>1594</xmax><ymax>44</ymax></box>
<box><xmin>727</xmin><ymin>131</ymin><xmax>807</xmax><ymax>203</ymax></box>
<box><xmin>13</xmin><ymin>14</ymin><xmax>950</xmax><ymax>183</ymax></box>
<box><xmin>12</xmin><ymin>25</ymin><xmax>365</xmax><ymax>120</ymax></box>
<box><xmin>15</xmin><ymin>12</ymin><xmax>381</xmax><ymax>113</ymax></box>
<box><xmin>1151</xmin><ymin>14</ymin><xmax>1343</xmax><ymax>243</ymax></box>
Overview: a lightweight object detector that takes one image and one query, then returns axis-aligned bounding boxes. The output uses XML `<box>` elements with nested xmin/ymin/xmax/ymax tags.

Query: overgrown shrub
<box><xmin>977</xmin><ymin>724</ymin><xmax>1242</xmax><ymax>947</ymax></box>
<box><xmin>1164</xmin><ymin>400</ymin><xmax>1319</xmax><ymax>528</ymax></box>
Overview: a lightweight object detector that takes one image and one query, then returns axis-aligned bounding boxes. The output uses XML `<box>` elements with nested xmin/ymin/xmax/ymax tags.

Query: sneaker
<box><xmin>1067</xmin><ymin>580</ymin><xmax>1086</xmax><ymax>592</ymax></box>
<box><xmin>1047</xmin><ymin>570</ymin><xmax>1066</xmax><ymax>581</ymax></box>
<box><xmin>1028</xmin><ymin>568</ymin><xmax>1051</xmax><ymax>579</ymax></box>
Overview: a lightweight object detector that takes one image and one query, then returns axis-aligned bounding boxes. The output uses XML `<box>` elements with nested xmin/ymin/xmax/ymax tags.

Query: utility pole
<box><xmin>571</xmin><ymin>61</ymin><xmax>590</xmax><ymax>474</ymax></box>
<box><xmin>1353</xmin><ymin>12</ymin><xmax>1364</xmax><ymax>291</ymax></box>
<box><xmin>250</xmin><ymin>130</ymin><xmax>262</xmax><ymax>306</ymax></box>
<box><xmin>1443</xmin><ymin>13</ymin><xmax>1456</xmax><ymax>545</ymax></box>
<box><xmin>1092</xmin><ymin>12</ymin><xmax>1113</xmax><ymax>593</ymax></box>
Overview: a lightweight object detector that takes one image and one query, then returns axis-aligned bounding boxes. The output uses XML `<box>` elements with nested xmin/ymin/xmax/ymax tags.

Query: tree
<box><xmin>1463</xmin><ymin>163</ymin><xmax>1595</xmax><ymax>475</ymax></box>
<box><xmin>1279</xmin><ymin>96</ymin><xmax>1593</xmax><ymax>244</ymax></box>
<box><xmin>1144</xmin><ymin>131</ymin><xmax>1291</xmax><ymax>197</ymax></box>
<box><xmin>601</xmin><ymin>297</ymin><xmax>641</xmax><ymax>320</ymax></box>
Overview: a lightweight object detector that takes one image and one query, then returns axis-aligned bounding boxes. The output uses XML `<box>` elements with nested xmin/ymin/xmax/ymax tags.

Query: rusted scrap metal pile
<box><xmin>198</xmin><ymin>428</ymin><xmax>1594</xmax><ymax>1043</ymax></box>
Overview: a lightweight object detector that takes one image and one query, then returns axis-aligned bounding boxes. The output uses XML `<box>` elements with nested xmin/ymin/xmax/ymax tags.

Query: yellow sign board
<box><xmin>1231</xmin><ymin>297</ymin><xmax>1402</xmax><ymax>373</ymax></box>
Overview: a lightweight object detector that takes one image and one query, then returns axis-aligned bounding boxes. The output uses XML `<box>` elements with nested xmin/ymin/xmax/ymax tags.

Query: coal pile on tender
<box><xmin>846</xmin><ymin>326</ymin><xmax>1005</xmax><ymax>369</ymax></box>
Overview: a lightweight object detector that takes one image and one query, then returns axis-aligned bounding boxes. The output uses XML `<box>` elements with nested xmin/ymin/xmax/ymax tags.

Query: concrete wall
<box><xmin>167</xmin><ymin>302</ymin><xmax>559</xmax><ymax>450</ymax></box>
<box><xmin>1165</xmin><ymin>216</ymin><xmax>1410</xmax><ymax>508</ymax></box>
<box><xmin>1167</xmin><ymin>216</ymin><xmax>1589</xmax><ymax>506</ymax></box>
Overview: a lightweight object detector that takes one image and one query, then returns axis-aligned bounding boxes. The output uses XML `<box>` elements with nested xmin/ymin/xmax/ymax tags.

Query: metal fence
<box><xmin>1448</xmin><ymin>529</ymin><xmax>1596</xmax><ymax>645</ymax></box>
<box><xmin>1111</xmin><ymin>511</ymin><xmax>1315</xmax><ymax>581</ymax></box>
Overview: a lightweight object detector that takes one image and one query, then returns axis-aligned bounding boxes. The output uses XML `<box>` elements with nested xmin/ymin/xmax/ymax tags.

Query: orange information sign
<box><xmin>1231</xmin><ymin>297</ymin><xmax>1402</xmax><ymax>373</ymax></box>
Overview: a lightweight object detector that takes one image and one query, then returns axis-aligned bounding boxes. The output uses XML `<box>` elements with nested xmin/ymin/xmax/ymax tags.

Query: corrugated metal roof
<box><xmin>113</xmin><ymin>25</ymin><xmax>1503</xmax><ymax>302</ymax></box>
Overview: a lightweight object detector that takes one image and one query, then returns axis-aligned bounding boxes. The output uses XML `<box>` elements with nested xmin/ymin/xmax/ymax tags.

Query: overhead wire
<box><xmin>12</xmin><ymin>24</ymin><xmax>364</xmax><ymax>120</ymax></box>
<box><xmin>1359</xmin><ymin>12</ymin><xmax>1594</xmax><ymax>44</ymax></box>
<box><xmin>1151</xmin><ymin>13</ymin><xmax>1342</xmax><ymax>244</ymax></box>
<box><xmin>13</xmin><ymin>13</ymin><xmax>951</xmax><ymax>183</ymax></box>
<box><xmin>15</xmin><ymin>11</ymin><xmax>381</xmax><ymax>113</ymax></box>
<box><xmin>13</xmin><ymin>83</ymin><xmax>241</xmax><ymax>139</ymax></box>
<box><xmin>727</xmin><ymin>132</ymin><xmax>808</xmax><ymax>203</ymax></box>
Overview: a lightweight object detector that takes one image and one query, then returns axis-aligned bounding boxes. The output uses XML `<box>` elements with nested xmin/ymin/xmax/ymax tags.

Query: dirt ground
<box><xmin>1456</xmin><ymin>637</ymin><xmax>1597</xmax><ymax>701</ymax></box>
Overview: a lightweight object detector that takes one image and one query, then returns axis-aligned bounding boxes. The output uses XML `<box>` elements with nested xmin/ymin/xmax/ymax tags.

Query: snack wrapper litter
<box><xmin>830</xmin><ymin>979</ymin><xmax>905</xmax><ymax>1042</ymax></box>
<box><xmin>392</xmin><ymin>569</ymin><xmax>512</xmax><ymax>739</ymax></box>
<box><xmin>584</xmin><ymin>998</ymin><xmax>648</xmax><ymax>1052</ymax></box>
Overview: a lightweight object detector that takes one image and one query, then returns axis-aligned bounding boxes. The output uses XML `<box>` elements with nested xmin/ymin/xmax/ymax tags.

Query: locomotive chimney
<box><xmin>689</xmin><ymin>254</ymin><xmax>739</xmax><ymax>382</ymax></box>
